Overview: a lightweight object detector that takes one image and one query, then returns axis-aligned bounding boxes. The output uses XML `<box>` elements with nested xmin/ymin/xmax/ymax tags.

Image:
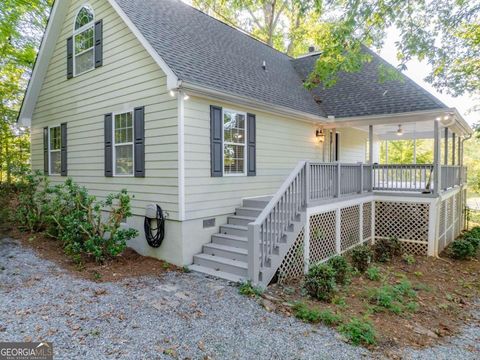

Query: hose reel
<box><xmin>144</xmin><ymin>204</ymin><xmax>165</xmax><ymax>248</ymax></box>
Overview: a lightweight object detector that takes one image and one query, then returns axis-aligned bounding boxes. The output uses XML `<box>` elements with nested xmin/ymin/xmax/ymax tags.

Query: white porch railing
<box><xmin>441</xmin><ymin>165</ymin><xmax>465</xmax><ymax>190</ymax></box>
<box><xmin>372</xmin><ymin>164</ymin><xmax>434</xmax><ymax>192</ymax></box>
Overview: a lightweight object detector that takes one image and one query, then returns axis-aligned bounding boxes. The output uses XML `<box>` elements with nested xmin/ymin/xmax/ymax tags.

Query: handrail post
<box><xmin>336</xmin><ymin>162</ymin><xmax>341</xmax><ymax>198</ymax></box>
<box><xmin>305</xmin><ymin>161</ymin><xmax>310</xmax><ymax>207</ymax></box>
<box><xmin>433</xmin><ymin>120</ymin><xmax>441</xmax><ymax>195</ymax></box>
<box><xmin>248</xmin><ymin>223</ymin><xmax>260</xmax><ymax>285</ymax></box>
<box><xmin>359</xmin><ymin>162</ymin><xmax>364</xmax><ymax>194</ymax></box>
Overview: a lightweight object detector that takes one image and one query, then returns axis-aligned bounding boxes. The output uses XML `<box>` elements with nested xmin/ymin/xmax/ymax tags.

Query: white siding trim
<box><xmin>178</xmin><ymin>91</ymin><xmax>185</xmax><ymax>221</ymax></box>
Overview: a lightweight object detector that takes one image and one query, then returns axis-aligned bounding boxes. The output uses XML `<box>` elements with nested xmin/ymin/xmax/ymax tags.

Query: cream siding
<box><xmin>183</xmin><ymin>96</ymin><xmax>368</xmax><ymax>220</ymax></box>
<box><xmin>30</xmin><ymin>0</ymin><xmax>179</xmax><ymax>220</ymax></box>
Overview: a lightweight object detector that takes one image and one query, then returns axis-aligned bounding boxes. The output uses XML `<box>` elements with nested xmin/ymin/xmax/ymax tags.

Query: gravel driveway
<box><xmin>1</xmin><ymin>237</ymin><xmax>479</xmax><ymax>360</ymax></box>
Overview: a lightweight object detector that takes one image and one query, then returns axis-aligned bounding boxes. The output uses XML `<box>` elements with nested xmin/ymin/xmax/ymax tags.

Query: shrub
<box><xmin>338</xmin><ymin>317</ymin><xmax>377</xmax><ymax>346</ymax></box>
<box><xmin>374</xmin><ymin>237</ymin><xmax>402</xmax><ymax>262</ymax></box>
<box><xmin>402</xmin><ymin>254</ymin><xmax>416</xmax><ymax>265</ymax></box>
<box><xmin>292</xmin><ymin>302</ymin><xmax>342</xmax><ymax>325</ymax></box>
<box><xmin>450</xmin><ymin>239</ymin><xmax>476</xmax><ymax>260</ymax></box>
<box><xmin>304</xmin><ymin>263</ymin><xmax>337</xmax><ymax>301</ymax></box>
<box><xmin>367</xmin><ymin>280</ymin><xmax>417</xmax><ymax>314</ymax></box>
<box><xmin>238</xmin><ymin>281</ymin><xmax>263</xmax><ymax>297</ymax></box>
<box><xmin>366</xmin><ymin>266</ymin><xmax>381</xmax><ymax>281</ymax></box>
<box><xmin>350</xmin><ymin>245</ymin><xmax>373</xmax><ymax>273</ymax></box>
<box><xmin>327</xmin><ymin>256</ymin><xmax>350</xmax><ymax>285</ymax></box>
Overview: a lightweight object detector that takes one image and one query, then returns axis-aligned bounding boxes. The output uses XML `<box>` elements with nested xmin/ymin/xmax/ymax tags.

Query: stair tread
<box><xmin>228</xmin><ymin>215</ymin><xmax>256</xmax><ymax>221</ymax></box>
<box><xmin>236</xmin><ymin>207</ymin><xmax>262</xmax><ymax>211</ymax></box>
<box><xmin>194</xmin><ymin>253</ymin><xmax>248</xmax><ymax>269</ymax></box>
<box><xmin>220</xmin><ymin>224</ymin><xmax>248</xmax><ymax>230</ymax></box>
<box><xmin>213</xmin><ymin>233</ymin><xmax>247</xmax><ymax>241</ymax></box>
<box><xmin>188</xmin><ymin>264</ymin><xmax>245</xmax><ymax>283</ymax></box>
<box><xmin>204</xmin><ymin>242</ymin><xmax>248</xmax><ymax>254</ymax></box>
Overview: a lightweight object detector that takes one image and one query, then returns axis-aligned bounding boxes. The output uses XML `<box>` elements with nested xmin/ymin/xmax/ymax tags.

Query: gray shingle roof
<box><xmin>115</xmin><ymin>0</ymin><xmax>446</xmax><ymax>119</ymax></box>
<box><xmin>292</xmin><ymin>48</ymin><xmax>447</xmax><ymax>118</ymax></box>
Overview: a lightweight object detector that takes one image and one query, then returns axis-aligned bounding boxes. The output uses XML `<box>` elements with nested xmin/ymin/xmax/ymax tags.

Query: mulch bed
<box><xmin>3</xmin><ymin>228</ymin><xmax>179</xmax><ymax>282</ymax></box>
<box><xmin>262</xmin><ymin>252</ymin><xmax>480</xmax><ymax>354</ymax></box>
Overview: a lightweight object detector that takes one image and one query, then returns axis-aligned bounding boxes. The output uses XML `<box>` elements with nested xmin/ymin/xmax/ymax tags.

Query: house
<box><xmin>19</xmin><ymin>0</ymin><xmax>473</xmax><ymax>287</ymax></box>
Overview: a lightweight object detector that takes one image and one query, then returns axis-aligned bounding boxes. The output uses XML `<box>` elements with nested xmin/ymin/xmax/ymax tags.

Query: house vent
<box><xmin>203</xmin><ymin>218</ymin><xmax>216</xmax><ymax>228</ymax></box>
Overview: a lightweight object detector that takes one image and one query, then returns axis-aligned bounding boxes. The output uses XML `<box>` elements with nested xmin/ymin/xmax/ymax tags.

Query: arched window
<box><xmin>73</xmin><ymin>5</ymin><xmax>95</xmax><ymax>75</ymax></box>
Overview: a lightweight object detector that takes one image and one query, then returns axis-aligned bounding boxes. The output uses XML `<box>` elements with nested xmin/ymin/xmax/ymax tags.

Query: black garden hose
<box><xmin>144</xmin><ymin>205</ymin><xmax>165</xmax><ymax>248</ymax></box>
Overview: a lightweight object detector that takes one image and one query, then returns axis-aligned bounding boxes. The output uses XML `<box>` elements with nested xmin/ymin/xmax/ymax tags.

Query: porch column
<box><xmin>433</xmin><ymin>120</ymin><xmax>441</xmax><ymax>194</ymax></box>
<box><xmin>368</xmin><ymin>125</ymin><xmax>373</xmax><ymax>164</ymax></box>
<box><xmin>458</xmin><ymin>136</ymin><xmax>462</xmax><ymax>166</ymax></box>
<box><xmin>332</xmin><ymin>128</ymin><xmax>337</xmax><ymax>161</ymax></box>
<box><xmin>444</xmin><ymin>127</ymin><xmax>449</xmax><ymax>165</ymax></box>
<box><xmin>452</xmin><ymin>133</ymin><xmax>456</xmax><ymax>165</ymax></box>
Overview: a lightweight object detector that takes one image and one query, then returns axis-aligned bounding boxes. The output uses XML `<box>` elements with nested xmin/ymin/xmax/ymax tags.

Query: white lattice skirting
<box><xmin>277</xmin><ymin>187</ymin><xmax>466</xmax><ymax>283</ymax></box>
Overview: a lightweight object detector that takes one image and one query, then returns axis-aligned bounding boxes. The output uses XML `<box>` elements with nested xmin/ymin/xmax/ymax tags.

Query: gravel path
<box><xmin>1</xmin><ymin>238</ymin><xmax>479</xmax><ymax>360</ymax></box>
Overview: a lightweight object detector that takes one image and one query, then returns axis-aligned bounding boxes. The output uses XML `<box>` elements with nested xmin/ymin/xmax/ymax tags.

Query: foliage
<box><xmin>239</xmin><ymin>281</ymin><xmax>263</xmax><ymax>297</ymax></box>
<box><xmin>338</xmin><ymin>317</ymin><xmax>377</xmax><ymax>346</ymax></box>
<box><xmin>350</xmin><ymin>244</ymin><xmax>373</xmax><ymax>273</ymax></box>
<box><xmin>292</xmin><ymin>302</ymin><xmax>342</xmax><ymax>325</ymax></box>
<box><xmin>402</xmin><ymin>254</ymin><xmax>416</xmax><ymax>265</ymax></box>
<box><xmin>327</xmin><ymin>255</ymin><xmax>350</xmax><ymax>285</ymax></box>
<box><xmin>373</xmin><ymin>237</ymin><xmax>402</xmax><ymax>263</ymax></box>
<box><xmin>365</xmin><ymin>266</ymin><xmax>381</xmax><ymax>281</ymax></box>
<box><xmin>15</xmin><ymin>171</ymin><xmax>51</xmax><ymax>232</ymax></box>
<box><xmin>304</xmin><ymin>262</ymin><xmax>337</xmax><ymax>301</ymax></box>
<box><xmin>379</xmin><ymin>139</ymin><xmax>434</xmax><ymax>165</ymax></box>
<box><xmin>450</xmin><ymin>238</ymin><xmax>476</xmax><ymax>260</ymax></box>
<box><xmin>367</xmin><ymin>280</ymin><xmax>417</xmax><ymax>314</ymax></box>
<box><xmin>462</xmin><ymin>227</ymin><xmax>480</xmax><ymax>253</ymax></box>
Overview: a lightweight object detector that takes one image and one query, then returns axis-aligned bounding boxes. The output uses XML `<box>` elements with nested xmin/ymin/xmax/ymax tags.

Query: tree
<box><xmin>192</xmin><ymin>0</ymin><xmax>480</xmax><ymax>98</ymax></box>
<box><xmin>0</xmin><ymin>0</ymin><xmax>52</xmax><ymax>183</ymax></box>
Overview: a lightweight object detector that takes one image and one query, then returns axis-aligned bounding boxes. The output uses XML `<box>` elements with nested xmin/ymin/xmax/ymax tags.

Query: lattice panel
<box><xmin>340</xmin><ymin>205</ymin><xmax>361</xmax><ymax>251</ymax></box>
<box><xmin>277</xmin><ymin>229</ymin><xmax>304</xmax><ymax>283</ymax></box>
<box><xmin>375</xmin><ymin>201</ymin><xmax>429</xmax><ymax>241</ymax></box>
<box><xmin>309</xmin><ymin>211</ymin><xmax>337</xmax><ymax>263</ymax></box>
<box><xmin>439</xmin><ymin>199</ymin><xmax>447</xmax><ymax>239</ymax></box>
<box><xmin>363</xmin><ymin>202</ymin><xmax>372</xmax><ymax>240</ymax></box>
<box><xmin>401</xmin><ymin>241</ymin><xmax>428</xmax><ymax>256</ymax></box>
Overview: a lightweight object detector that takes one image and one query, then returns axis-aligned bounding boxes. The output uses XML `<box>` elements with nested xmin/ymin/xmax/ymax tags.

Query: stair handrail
<box><xmin>248</xmin><ymin>161</ymin><xmax>307</xmax><ymax>285</ymax></box>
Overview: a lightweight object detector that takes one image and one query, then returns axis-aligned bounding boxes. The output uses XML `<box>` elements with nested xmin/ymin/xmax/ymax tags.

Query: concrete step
<box><xmin>193</xmin><ymin>253</ymin><xmax>248</xmax><ymax>277</ymax></box>
<box><xmin>219</xmin><ymin>224</ymin><xmax>248</xmax><ymax>237</ymax></box>
<box><xmin>228</xmin><ymin>215</ymin><xmax>256</xmax><ymax>227</ymax></box>
<box><xmin>211</xmin><ymin>233</ymin><xmax>248</xmax><ymax>249</ymax></box>
<box><xmin>242</xmin><ymin>196</ymin><xmax>272</xmax><ymax>209</ymax></box>
<box><xmin>235</xmin><ymin>207</ymin><xmax>262</xmax><ymax>217</ymax></box>
<box><xmin>203</xmin><ymin>243</ymin><xmax>248</xmax><ymax>262</ymax></box>
<box><xmin>189</xmin><ymin>264</ymin><xmax>245</xmax><ymax>283</ymax></box>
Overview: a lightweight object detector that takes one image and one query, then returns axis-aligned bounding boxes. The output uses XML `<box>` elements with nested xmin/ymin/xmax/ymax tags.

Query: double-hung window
<box><xmin>49</xmin><ymin>126</ymin><xmax>62</xmax><ymax>175</ymax></box>
<box><xmin>223</xmin><ymin>109</ymin><xmax>246</xmax><ymax>175</ymax></box>
<box><xmin>113</xmin><ymin>112</ymin><xmax>134</xmax><ymax>176</ymax></box>
<box><xmin>73</xmin><ymin>6</ymin><xmax>95</xmax><ymax>76</ymax></box>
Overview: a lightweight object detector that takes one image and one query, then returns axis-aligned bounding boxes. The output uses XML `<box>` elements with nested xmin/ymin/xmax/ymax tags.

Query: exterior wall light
<box><xmin>316</xmin><ymin>129</ymin><xmax>325</xmax><ymax>143</ymax></box>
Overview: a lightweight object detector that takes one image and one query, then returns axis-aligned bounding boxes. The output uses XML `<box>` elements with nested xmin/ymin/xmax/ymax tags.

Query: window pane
<box><xmin>224</xmin><ymin>111</ymin><xmax>245</xmax><ymax>145</ymax></box>
<box><xmin>75</xmin><ymin>48</ymin><xmax>94</xmax><ymax>74</ymax></box>
<box><xmin>50</xmin><ymin>151</ymin><xmax>61</xmax><ymax>174</ymax></box>
<box><xmin>115</xmin><ymin>145</ymin><xmax>133</xmax><ymax>175</ymax></box>
<box><xmin>75</xmin><ymin>7</ymin><xmax>94</xmax><ymax>29</ymax></box>
<box><xmin>74</xmin><ymin>27</ymin><xmax>94</xmax><ymax>53</ymax></box>
<box><xmin>114</xmin><ymin>112</ymin><xmax>133</xmax><ymax>144</ymax></box>
<box><xmin>224</xmin><ymin>144</ymin><xmax>245</xmax><ymax>174</ymax></box>
<box><xmin>49</xmin><ymin>127</ymin><xmax>61</xmax><ymax>150</ymax></box>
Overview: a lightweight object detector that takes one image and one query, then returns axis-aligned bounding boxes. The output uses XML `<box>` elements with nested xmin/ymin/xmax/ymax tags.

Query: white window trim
<box><xmin>48</xmin><ymin>125</ymin><xmax>61</xmax><ymax>176</ymax></box>
<box><xmin>222</xmin><ymin>108</ymin><xmax>247</xmax><ymax>177</ymax></box>
<box><xmin>112</xmin><ymin>110</ymin><xmax>135</xmax><ymax>177</ymax></box>
<box><xmin>73</xmin><ymin>4</ymin><xmax>95</xmax><ymax>77</ymax></box>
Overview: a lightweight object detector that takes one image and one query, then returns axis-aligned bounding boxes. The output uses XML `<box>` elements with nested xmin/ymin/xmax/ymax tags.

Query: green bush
<box><xmin>304</xmin><ymin>263</ymin><xmax>337</xmax><ymax>301</ymax></box>
<box><xmin>338</xmin><ymin>317</ymin><xmax>377</xmax><ymax>346</ymax></box>
<box><xmin>366</xmin><ymin>266</ymin><xmax>381</xmax><ymax>281</ymax></box>
<box><xmin>292</xmin><ymin>302</ymin><xmax>342</xmax><ymax>325</ymax></box>
<box><xmin>327</xmin><ymin>256</ymin><xmax>350</xmax><ymax>285</ymax></box>
<box><xmin>402</xmin><ymin>254</ymin><xmax>416</xmax><ymax>265</ymax></box>
<box><xmin>367</xmin><ymin>280</ymin><xmax>417</xmax><ymax>314</ymax></box>
<box><xmin>350</xmin><ymin>245</ymin><xmax>373</xmax><ymax>273</ymax></box>
<box><xmin>450</xmin><ymin>239</ymin><xmax>476</xmax><ymax>260</ymax></box>
<box><xmin>374</xmin><ymin>237</ymin><xmax>402</xmax><ymax>262</ymax></box>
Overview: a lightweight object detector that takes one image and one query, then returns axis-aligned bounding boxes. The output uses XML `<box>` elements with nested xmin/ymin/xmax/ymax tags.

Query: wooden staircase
<box><xmin>189</xmin><ymin>197</ymin><xmax>271</xmax><ymax>283</ymax></box>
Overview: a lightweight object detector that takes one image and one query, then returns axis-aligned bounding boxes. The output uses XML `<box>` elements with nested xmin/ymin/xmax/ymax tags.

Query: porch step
<box><xmin>193</xmin><ymin>253</ymin><xmax>248</xmax><ymax>277</ymax></box>
<box><xmin>228</xmin><ymin>215</ymin><xmax>256</xmax><ymax>226</ymax></box>
<box><xmin>211</xmin><ymin>233</ymin><xmax>248</xmax><ymax>249</ymax></box>
<box><xmin>242</xmin><ymin>196</ymin><xmax>272</xmax><ymax>209</ymax></box>
<box><xmin>203</xmin><ymin>243</ymin><xmax>248</xmax><ymax>262</ymax></box>
<box><xmin>235</xmin><ymin>207</ymin><xmax>263</xmax><ymax>217</ymax></box>
<box><xmin>219</xmin><ymin>224</ymin><xmax>248</xmax><ymax>237</ymax></box>
<box><xmin>188</xmin><ymin>264</ymin><xmax>246</xmax><ymax>283</ymax></box>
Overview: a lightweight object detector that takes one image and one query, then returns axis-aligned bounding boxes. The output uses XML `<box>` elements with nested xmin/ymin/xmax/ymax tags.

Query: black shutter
<box><xmin>66</xmin><ymin>37</ymin><xmax>73</xmax><ymax>79</ymax></box>
<box><xmin>61</xmin><ymin>123</ymin><xmax>68</xmax><ymax>176</ymax></box>
<box><xmin>134</xmin><ymin>107</ymin><xmax>145</xmax><ymax>177</ymax></box>
<box><xmin>247</xmin><ymin>113</ymin><xmax>256</xmax><ymax>176</ymax></box>
<box><xmin>43</xmin><ymin>127</ymin><xmax>49</xmax><ymax>175</ymax></box>
<box><xmin>94</xmin><ymin>20</ymin><xmax>103</xmax><ymax>68</ymax></box>
<box><xmin>104</xmin><ymin>113</ymin><xmax>113</xmax><ymax>177</ymax></box>
<box><xmin>210</xmin><ymin>106</ymin><xmax>223</xmax><ymax>177</ymax></box>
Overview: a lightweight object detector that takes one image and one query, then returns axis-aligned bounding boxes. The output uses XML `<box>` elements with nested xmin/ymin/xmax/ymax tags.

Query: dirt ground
<box><xmin>264</xmin><ymin>252</ymin><xmax>480</xmax><ymax>354</ymax></box>
<box><xmin>5</xmin><ymin>229</ymin><xmax>179</xmax><ymax>282</ymax></box>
